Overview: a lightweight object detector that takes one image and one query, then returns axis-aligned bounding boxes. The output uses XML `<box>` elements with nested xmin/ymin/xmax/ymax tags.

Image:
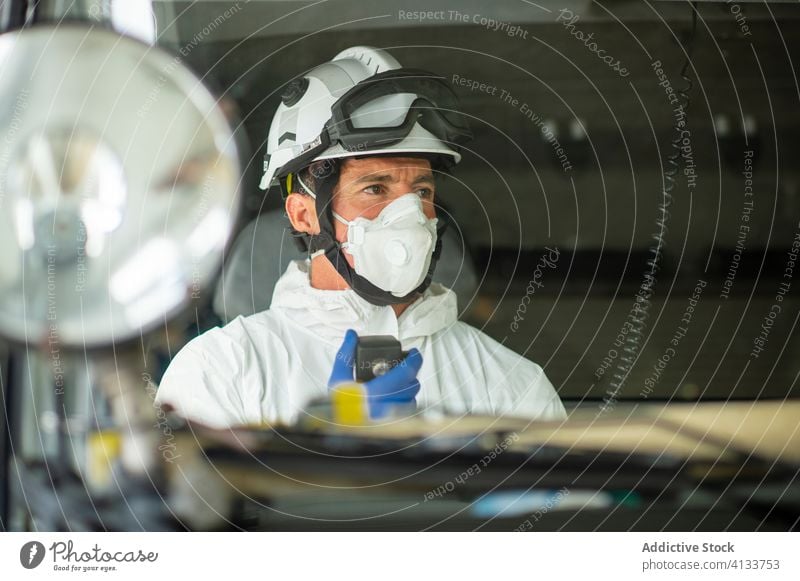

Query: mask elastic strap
<box><xmin>332</xmin><ymin>212</ymin><xmax>350</xmax><ymax>227</ymax></box>
<box><xmin>295</xmin><ymin>172</ymin><xmax>317</xmax><ymax>199</ymax></box>
<box><xmin>296</xmin><ymin>171</ymin><xmax>352</xmax><ymax>227</ymax></box>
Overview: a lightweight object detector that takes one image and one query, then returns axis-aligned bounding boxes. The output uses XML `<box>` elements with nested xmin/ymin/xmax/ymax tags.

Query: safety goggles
<box><xmin>277</xmin><ymin>68</ymin><xmax>473</xmax><ymax>178</ymax></box>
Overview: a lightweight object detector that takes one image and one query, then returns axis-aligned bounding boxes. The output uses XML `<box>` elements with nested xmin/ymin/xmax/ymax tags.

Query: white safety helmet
<box><xmin>259</xmin><ymin>46</ymin><xmax>472</xmax><ymax>191</ymax></box>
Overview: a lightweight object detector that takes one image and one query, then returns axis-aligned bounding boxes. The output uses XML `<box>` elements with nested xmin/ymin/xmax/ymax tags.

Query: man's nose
<box><xmin>363</xmin><ymin>188</ymin><xmax>434</xmax><ymax>220</ymax></box>
<box><xmin>370</xmin><ymin>188</ymin><xmax>415</xmax><ymax>211</ymax></box>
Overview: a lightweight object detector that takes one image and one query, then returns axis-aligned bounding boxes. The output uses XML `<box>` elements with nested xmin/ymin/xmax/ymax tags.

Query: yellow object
<box><xmin>87</xmin><ymin>429</ymin><xmax>121</xmax><ymax>490</ymax></box>
<box><xmin>330</xmin><ymin>382</ymin><xmax>368</xmax><ymax>426</ymax></box>
<box><xmin>286</xmin><ymin>172</ymin><xmax>293</xmax><ymax>193</ymax></box>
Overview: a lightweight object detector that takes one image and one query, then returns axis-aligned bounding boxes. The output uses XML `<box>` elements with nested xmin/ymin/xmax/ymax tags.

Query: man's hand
<box><xmin>328</xmin><ymin>329</ymin><xmax>422</xmax><ymax>419</ymax></box>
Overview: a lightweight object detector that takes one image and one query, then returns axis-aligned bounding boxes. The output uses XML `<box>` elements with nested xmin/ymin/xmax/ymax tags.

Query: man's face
<box><xmin>286</xmin><ymin>155</ymin><xmax>438</xmax><ymax>270</ymax></box>
<box><xmin>329</xmin><ymin>156</ymin><xmax>436</xmax><ymax>266</ymax></box>
<box><xmin>332</xmin><ymin>155</ymin><xmax>436</xmax><ymax>221</ymax></box>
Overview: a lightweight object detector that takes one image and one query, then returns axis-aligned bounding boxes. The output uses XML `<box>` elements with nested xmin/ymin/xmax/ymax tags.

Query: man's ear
<box><xmin>285</xmin><ymin>193</ymin><xmax>320</xmax><ymax>235</ymax></box>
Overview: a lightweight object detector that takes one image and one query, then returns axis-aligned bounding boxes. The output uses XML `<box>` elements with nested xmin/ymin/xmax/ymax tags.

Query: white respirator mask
<box><xmin>333</xmin><ymin>194</ymin><xmax>438</xmax><ymax>297</ymax></box>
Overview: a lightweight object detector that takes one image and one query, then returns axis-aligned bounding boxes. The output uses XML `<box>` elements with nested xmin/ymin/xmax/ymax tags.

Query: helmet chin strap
<box><xmin>295</xmin><ymin>169</ymin><xmax>445</xmax><ymax>307</ymax></box>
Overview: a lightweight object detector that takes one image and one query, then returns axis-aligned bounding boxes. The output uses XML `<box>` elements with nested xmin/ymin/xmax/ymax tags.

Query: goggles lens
<box><xmin>273</xmin><ymin>68</ymin><xmax>472</xmax><ymax>183</ymax></box>
<box><xmin>327</xmin><ymin>68</ymin><xmax>472</xmax><ymax>151</ymax></box>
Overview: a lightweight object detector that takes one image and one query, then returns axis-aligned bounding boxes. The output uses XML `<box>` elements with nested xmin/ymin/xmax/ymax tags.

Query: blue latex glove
<box><xmin>328</xmin><ymin>329</ymin><xmax>422</xmax><ymax>419</ymax></box>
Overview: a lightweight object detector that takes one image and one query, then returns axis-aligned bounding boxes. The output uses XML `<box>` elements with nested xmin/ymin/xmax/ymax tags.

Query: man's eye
<box><xmin>363</xmin><ymin>185</ymin><xmax>384</xmax><ymax>195</ymax></box>
<box><xmin>416</xmin><ymin>188</ymin><xmax>433</xmax><ymax>198</ymax></box>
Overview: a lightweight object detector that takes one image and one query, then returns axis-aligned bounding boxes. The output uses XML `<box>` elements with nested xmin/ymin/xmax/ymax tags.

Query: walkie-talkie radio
<box><xmin>355</xmin><ymin>335</ymin><xmax>406</xmax><ymax>382</ymax></box>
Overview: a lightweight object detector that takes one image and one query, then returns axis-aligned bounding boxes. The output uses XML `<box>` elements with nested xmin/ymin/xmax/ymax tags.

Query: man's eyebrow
<box><xmin>352</xmin><ymin>172</ymin><xmax>435</xmax><ymax>185</ymax></box>
<box><xmin>353</xmin><ymin>173</ymin><xmax>395</xmax><ymax>184</ymax></box>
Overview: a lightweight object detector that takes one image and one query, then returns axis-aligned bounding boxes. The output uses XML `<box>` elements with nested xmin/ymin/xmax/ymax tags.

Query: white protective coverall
<box><xmin>156</xmin><ymin>260</ymin><xmax>566</xmax><ymax>428</ymax></box>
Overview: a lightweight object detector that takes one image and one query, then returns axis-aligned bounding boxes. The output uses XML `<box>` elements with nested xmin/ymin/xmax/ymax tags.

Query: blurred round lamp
<box><xmin>0</xmin><ymin>26</ymin><xmax>240</xmax><ymax>348</ymax></box>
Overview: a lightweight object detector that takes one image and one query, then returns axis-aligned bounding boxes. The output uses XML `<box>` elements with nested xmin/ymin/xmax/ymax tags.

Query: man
<box><xmin>156</xmin><ymin>46</ymin><xmax>566</xmax><ymax>428</ymax></box>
